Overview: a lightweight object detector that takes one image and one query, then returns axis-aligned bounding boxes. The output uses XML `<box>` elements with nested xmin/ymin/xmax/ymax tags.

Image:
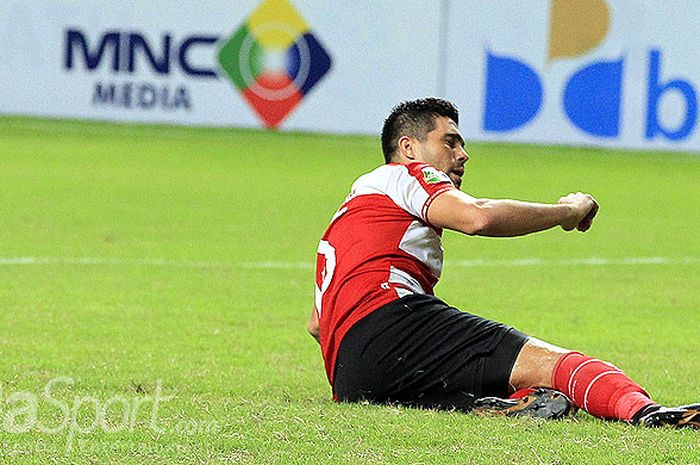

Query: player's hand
<box><xmin>558</xmin><ymin>192</ymin><xmax>599</xmax><ymax>232</ymax></box>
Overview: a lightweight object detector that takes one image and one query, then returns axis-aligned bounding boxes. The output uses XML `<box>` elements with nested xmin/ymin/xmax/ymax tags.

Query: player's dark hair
<box><xmin>381</xmin><ymin>97</ymin><xmax>459</xmax><ymax>163</ymax></box>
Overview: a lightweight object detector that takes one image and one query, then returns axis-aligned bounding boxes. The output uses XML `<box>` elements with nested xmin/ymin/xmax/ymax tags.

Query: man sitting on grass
<box><xmin>308</xmin><ymin>97</ymin><xmax>699</xmax><ymax>428</ymax></box>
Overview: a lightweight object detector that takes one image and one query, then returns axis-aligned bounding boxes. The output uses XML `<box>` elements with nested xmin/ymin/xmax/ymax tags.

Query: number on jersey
<box><xmin>314</xmin><ymin>240</ymin><xmax>336</xmax><ymax>316</ymax></box>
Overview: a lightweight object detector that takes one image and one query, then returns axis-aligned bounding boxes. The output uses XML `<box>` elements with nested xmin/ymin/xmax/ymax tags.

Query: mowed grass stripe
<box><xmin>2</xmin><ymin>256</ymin><xmax>700</xmax><ymax>269</ymax></box>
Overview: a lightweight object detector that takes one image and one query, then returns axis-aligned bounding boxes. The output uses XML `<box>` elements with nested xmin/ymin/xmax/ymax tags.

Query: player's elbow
<box><xmin>307</xmin><ymin>319</ymin><xmax>320</xmax><ymax>340</ymax></box>
<box><xmin>460</xmin><ymin>215</ymin><xmax>490</xmax><ymax>236</ymax></box>
<box><xmin>459</xmin><ymin>201</ymin><xmax>493</xmax><ymax>236</ymax></box>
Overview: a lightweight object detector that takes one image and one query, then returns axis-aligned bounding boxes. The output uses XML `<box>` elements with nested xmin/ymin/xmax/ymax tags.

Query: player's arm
<box><xmin>427</xmin><ymin>189</ymin><xmax>598</xmax><ymax>237</ymax></box>
<box><xmin>308</xmin><ymin>307</ymin><xmax>320</xmax><ymax>344</ymax></box>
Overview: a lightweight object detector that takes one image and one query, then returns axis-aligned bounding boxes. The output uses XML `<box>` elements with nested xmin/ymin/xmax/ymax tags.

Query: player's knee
<box><xmin>509</xmin><ymin>338</ymin><xmax>572</xmax><ymax>390</ymax></box>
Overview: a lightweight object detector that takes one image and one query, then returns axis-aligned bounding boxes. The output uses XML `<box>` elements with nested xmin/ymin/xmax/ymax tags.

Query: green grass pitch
<box><xmin>1</xmin><ymin>117</ymin><xmax>699</xmax><ymax>464</ymax></box>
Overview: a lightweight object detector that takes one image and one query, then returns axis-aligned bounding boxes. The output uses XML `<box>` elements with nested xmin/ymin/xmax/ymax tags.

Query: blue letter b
<box><xmin>646</xmin><ymin>49</ymin><xmax>697</xmax><ymax>141</ymax></box>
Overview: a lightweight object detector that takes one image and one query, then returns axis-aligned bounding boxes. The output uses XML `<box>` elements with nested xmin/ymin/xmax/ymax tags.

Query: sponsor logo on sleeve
<box><xmin>421</xmin><ymin>167</ymin><xmax>451</xmax><ymax>184</ymax></box>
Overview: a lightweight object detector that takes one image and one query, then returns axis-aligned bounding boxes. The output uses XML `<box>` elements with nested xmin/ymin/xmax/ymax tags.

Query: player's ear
<box><xmin>397</xmin><ymin>135</ymin><xmax>416</xmax><ymax>160</ymax></box>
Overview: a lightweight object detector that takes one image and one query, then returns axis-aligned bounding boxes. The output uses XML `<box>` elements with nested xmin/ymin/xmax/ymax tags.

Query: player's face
<box><xmin>415</xmin><ymin>116</ymin><xmax>469</xmax><ymax>188</ymax></box>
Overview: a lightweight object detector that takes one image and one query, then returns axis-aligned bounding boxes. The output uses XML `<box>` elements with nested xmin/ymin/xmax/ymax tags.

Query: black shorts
<box><xmin>333</xmin><ymin>294</ymin><xmax>529</xmax><ymax>412</ymax></box>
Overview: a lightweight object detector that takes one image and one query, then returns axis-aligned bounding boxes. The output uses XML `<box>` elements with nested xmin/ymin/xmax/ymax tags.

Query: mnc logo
<box><xmin>63</xmin><ymin>0</ymin><xmax>331</xmax><ymax>128</ymax></box>
<box><xmin>218</xmin><ymin>0</ymin><xmax>332</xmax><ymax>128</ymax></box>
<box><xmin>483</xmin><ymin>0</ymin><xmax>698</xmax><ymax>141</ymax></box>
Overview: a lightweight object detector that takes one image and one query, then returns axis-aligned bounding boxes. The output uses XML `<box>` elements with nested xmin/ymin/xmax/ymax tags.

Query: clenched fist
<box><xmin>558</xmin><ymin>192</ymin><xmax>599</xmax><ymax>232</ymax></box>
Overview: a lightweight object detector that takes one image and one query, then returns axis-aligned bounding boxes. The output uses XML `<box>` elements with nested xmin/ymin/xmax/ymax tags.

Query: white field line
<box><xmin>1</xmin><ymin>256</ymin><xmax>699</xmax><ymax>270</ymax></box>
<box><xmin>0</xmin><ymin>257</ymin><xmax>228</xmax><ymax>268</ymax></box>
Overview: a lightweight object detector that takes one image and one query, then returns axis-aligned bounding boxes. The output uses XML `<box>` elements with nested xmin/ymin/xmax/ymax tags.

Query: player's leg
<box><xmin>470</xmin><ymin>337</ymin><xmax>575</xmax><ymax>419</ymax></box>
<box><xmin>507</xmin><ymin>337</ymin><xmax>569</xmax><ymax>391</ymax></box>
<box><xmin>509</xmin><ymin>337</ymin><xmax>655</xmax><ymax>421</ymax></box>
<box><xmin>508</xmin><ymin>337</ymin><xmax>700</xmax><ymax>427</ymax></box>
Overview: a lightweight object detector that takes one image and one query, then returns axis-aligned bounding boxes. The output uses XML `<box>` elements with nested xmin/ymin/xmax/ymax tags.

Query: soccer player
<box><xmin>309</xmin><ymin>98</ymin><xmax>699</xmax><ymax>427</ymax></box>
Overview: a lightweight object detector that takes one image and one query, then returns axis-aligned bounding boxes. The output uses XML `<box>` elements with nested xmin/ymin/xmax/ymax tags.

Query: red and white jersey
<box><xmin>314</xmin><ymin>162</ymin><xmax>457</xmax><ymax>384</ymax></box>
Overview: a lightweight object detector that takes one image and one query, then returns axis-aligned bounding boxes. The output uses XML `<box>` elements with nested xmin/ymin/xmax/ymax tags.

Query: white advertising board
<box><xmin>0</xmin><ymin>0</ymin><xmax>441</xmax><ymax>134</ymax></box>
<box><xmin>2</xmin><ymin>0</ymin><xmax>700</xmax><ymax>152</ymax></box>
<box><xmin>444</xmin><ymin>0</ymin><xmax>700</xmax><ymax>151</ymax></box>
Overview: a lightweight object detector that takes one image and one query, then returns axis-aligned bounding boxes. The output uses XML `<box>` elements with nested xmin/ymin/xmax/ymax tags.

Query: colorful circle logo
<box><xmin>218</xmin><ymin>0</ymin><xmax>332</xmax><ymax>128</ymax></box>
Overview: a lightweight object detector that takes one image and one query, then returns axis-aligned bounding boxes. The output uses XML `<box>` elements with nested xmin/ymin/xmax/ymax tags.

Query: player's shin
<box><xmin>551</xmin><ymin>352</ymin><xmax>657</xmax><ymax>421</ymax></box>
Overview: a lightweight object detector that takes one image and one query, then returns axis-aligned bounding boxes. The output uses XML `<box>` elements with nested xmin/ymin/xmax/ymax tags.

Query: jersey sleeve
<box><xmin>403</xmin><ymin>163</ymin><xmax>456</xmax><ymax>222</ymax></box>
<box><xmin>348</xmin><ymin>163</ymin><xmax>456</xmax><ymax>223</ymax></box>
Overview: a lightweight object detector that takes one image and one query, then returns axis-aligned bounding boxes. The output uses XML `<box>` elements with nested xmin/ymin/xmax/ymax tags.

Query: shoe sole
<box><xmin>643</xmin><ymin>408</ymin><xmax>700</xmax><ymax>428</ymax></box>
<box><xmin>678</xmin><ymin>410</ymin><xmax>700</xmax><ymax>428</ymax></box>
<box><xmin>473</xmin><ymin>389</ymin><xmax>574</xmax><ymax>420</ymax></box>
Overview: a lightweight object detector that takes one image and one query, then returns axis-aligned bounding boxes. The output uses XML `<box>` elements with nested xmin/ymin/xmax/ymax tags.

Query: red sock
<box><xmin>552</xmin><ymin>352</ymin><xmax>656</xmax><ymax>421</ymax></box>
